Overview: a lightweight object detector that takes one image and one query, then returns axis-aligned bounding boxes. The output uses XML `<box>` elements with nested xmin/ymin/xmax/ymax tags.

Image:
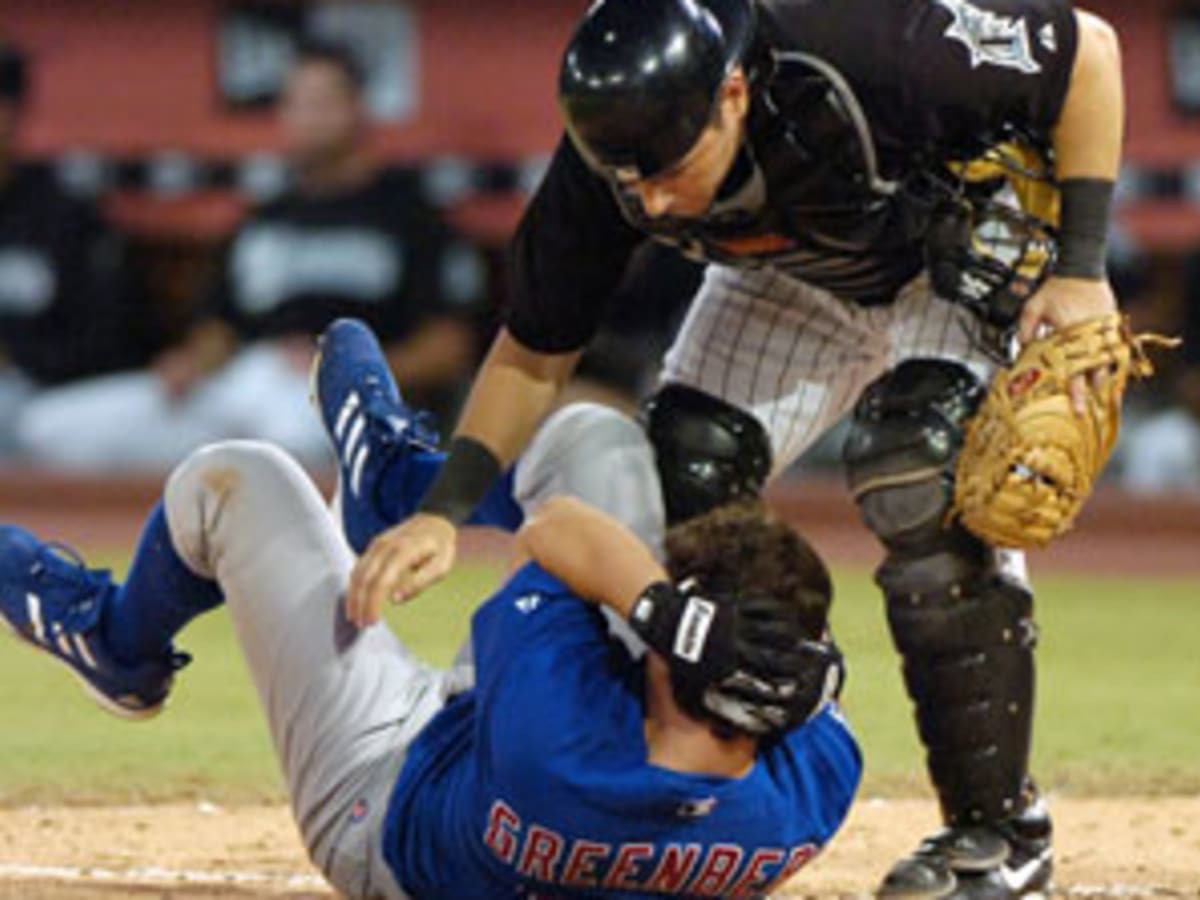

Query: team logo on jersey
<box><xmin>1038</xmin><ymin>23</ymin><xmax>1057</xmax><ymax>53</ymax></box>
<box><xmin>515</xmin><ymin>593</ymin><xmax>544</xmax><ymax>614</ymax></box>
<box><xmin>935</xmin><ymin>0</ymin><xmax>1042</xmax><ymax>74</ymax></box>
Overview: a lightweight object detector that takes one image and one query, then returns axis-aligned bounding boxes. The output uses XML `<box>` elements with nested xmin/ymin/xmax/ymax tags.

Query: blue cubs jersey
<box><xmin>383</xmin><ymin>562</ymin><xmax>862</xmax><ymax>898</ymax></box>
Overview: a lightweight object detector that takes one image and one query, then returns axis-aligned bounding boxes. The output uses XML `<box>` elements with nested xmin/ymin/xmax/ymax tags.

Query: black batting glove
<box><xmin>629</xmin><ymin>578</ymin><xmax>836</xmax><ymax>736</ymax></box>
<box><xmin>628</xmin><ymin>578</ymin><xmax>739</xmax><ymax>701</ymax></box>
<box><xmin>707</xmin><ymin>637</ymin><xmax>845</xmax><ymax>735</ymax></box>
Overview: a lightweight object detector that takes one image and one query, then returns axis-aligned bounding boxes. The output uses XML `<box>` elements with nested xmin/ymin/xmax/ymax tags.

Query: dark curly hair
<box><xmin>663</xmin><ymin>500</ymin><xmax>831</xmax><ymax>640</ymax></box>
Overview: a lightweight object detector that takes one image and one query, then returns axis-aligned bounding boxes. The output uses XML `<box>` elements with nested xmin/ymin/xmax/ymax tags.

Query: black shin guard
<box><xmin>846</xmin><ymin>360</ymin><xmax>1037</xmax><ymax>826</ymax></box>
<box><xmin>883</xmin><ymin>547</ymin><xmax>1037</xmax><ymax>824</ymax></box>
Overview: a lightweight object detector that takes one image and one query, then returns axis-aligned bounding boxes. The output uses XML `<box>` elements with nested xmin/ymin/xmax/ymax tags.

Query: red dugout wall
<box><xmin>1</xmin><ymin>0</ymin><xmax>1197</xmax><ymax>245</ymax></box>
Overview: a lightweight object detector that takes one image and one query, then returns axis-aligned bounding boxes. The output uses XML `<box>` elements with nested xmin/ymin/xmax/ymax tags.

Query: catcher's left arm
<box><xmin>1018</xmin><ymin>11</ymin><xmax>1125</xmax><ymax>412</ymax></box>
<box><xmin>950</xmin><ymin>11</ymin><xmax>1187</xmax><ymax>550</ymax></box>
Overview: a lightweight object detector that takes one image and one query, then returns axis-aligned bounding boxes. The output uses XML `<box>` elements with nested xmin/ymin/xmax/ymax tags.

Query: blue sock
<box><xmin>102</xmin><ymin>502</ymin><xmax>224</xmax><ymax>666</ymax></box>
<box><xmin>377</xmin><ymin>450</ymin><xmax>523</xmax><ymax>532</ymax></box>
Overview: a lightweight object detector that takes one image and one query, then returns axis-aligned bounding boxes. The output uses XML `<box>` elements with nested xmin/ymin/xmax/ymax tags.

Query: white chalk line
<box><xmin>0</xmin><ymin>865</ymin><xmax>1186</xmax><ymax>899</ymax></box>
<box><xmin>0</xmin><ymin>862</ymin><xmax>328</xmax><ymax>890</ymax></box>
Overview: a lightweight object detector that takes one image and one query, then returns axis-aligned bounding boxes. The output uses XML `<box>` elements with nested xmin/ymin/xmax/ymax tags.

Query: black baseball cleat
<box><xmin>877</xmin><ymin>826</ymin><xmax>1009</xmax><ymax>899</ymax></box>
<box><xmin>948</xmin><ymin>801</ymin><xmax>1054</xmax><ymax>899</ymax></box>
<box><xmin>878</xmin><ymin>803</ymin><xmax>1053</xmax><ymax>900</ymax></box>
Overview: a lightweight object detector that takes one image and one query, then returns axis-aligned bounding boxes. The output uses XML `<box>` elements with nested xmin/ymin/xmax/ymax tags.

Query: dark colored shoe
<box><xmin>0</xmin><ymin>526</ymin><xmax>187</xmax><ymax>719</ymax></box>
<box><xmin>988</xmin><ymin>801</ymin><xmax>1056</xmax><ymax>897</ymax></box>
<box><xmin>884</xmin><ymin>802</ymin><xmax>1054</xmax><ymax>900</ymax></box>
<box><xmin>878</xmin><ymin>826</ymin><xmax>1010</xmax><ymax>899</ymax></box>
<box><xmin>312</xmin><ymin>318</ymin><xmax>439</xmax><ymax>553</ymax></box>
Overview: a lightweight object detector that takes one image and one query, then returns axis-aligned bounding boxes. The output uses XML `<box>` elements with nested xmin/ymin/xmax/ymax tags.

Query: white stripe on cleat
<box><xmin>343</xmin><ymin>412</ymin><xmax>367</xmax><ymax>468</ymax></box>
<box><xmin>350</xmin><ymin>444</ymin><xmax>370</xmax><ymax>498</ymax></box>
<box><xmin>334</xmin><ymin>392</ymin><xmax>361</xmax><ymax>442</ymax></box>
<box><xmin>26</xmin><ymin>592</ymin><xmax>45</xmax><ymax>643</ymax></box>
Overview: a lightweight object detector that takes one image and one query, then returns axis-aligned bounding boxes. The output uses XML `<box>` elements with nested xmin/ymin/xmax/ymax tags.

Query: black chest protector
<box><xmin>607</xmin><ymin>51</ymin><xmax>962</xmax><ymax>304</ymax></box>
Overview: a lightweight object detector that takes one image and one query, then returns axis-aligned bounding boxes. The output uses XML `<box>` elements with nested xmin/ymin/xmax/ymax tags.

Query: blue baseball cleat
<box><xmin>0</xmin><ymin>525</ymin><xmax>187</xmax><ymax>719</ymax></box>
<box><xmin>313</xmin><ymin>318</ymin><xmax>440</xmax><ymax>553</ymax></box>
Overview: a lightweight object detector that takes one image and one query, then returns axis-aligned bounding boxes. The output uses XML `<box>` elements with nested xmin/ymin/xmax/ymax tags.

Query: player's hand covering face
<box><xmin>631</xmin><ymin>578</ymin><xmax>842</xmax><ymax>735</ymax></box>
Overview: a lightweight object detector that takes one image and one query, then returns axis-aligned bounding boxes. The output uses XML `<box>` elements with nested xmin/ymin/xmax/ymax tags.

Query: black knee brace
<box><xmin>845</xmin><ymin>360</ymin><xmax>1036</xmax><ymax>825</ymax></box>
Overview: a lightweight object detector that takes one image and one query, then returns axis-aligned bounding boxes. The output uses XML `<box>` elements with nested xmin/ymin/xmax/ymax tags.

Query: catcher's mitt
<box><xmin>953</xmin><ymin>313</ymin><xmax>1175</xmax><ymax>549</ymax></box>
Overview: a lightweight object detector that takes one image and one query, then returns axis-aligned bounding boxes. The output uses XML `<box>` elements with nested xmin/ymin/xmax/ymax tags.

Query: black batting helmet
<box><xmin>558</xmin><ymin>0</ymin><xmax>755</xmax><ymax>180</ymax></box>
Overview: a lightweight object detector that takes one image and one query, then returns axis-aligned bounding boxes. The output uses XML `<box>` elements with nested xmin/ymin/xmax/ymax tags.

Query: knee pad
<box><xmin>844</xmin><ymin>359</ymin><xmax>984</xmax><ymax>554</ymax></box>
<box><xmin>641</xmin><ymin>384</ymin><xmax>772</xmax><ymax>525</ymax></box>
<box><xmin>845</xmin><ymin>360</ymin><xmax>1035</xmax><ymax>824</ymax></box>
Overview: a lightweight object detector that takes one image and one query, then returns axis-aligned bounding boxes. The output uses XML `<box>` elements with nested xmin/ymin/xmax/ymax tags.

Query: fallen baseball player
<box><xmin>0</xmin><ymin>320</ymin><xmax>860</xmax><ymax>899</ymax></box>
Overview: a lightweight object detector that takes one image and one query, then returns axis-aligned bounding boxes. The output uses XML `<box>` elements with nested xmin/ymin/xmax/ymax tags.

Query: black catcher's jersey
<box><xmin>508</xmin><ymin>0</ymin><xmax>1079</xmax><ymax>354</ymax></box>
<box><xmin>206</xmin><ymin>169</ymin><xmax>485</xmax><ymax>344</ymax></box>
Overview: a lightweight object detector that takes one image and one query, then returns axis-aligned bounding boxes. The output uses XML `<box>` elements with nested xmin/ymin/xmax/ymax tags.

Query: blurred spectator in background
<box><xmin>0</xmin><ymin>42</ymin><xmax>151</xmax><ymax>456</ymax></box>
<box><xmin>1121</xmin><ymin>250</ymin><xmax>1200</xmax><ymax>493</ymax></box>
<box><xmin>16</xmin><ymin>40</ymin><xmax>484</xmax><ymax>470</ymax></box>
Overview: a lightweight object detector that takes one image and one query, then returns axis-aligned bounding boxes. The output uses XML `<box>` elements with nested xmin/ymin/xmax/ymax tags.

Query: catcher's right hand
<box><xmin>1017</xmin><ymin>274</ymin><xmax>1119</xmax><ymax>414</ymax></box>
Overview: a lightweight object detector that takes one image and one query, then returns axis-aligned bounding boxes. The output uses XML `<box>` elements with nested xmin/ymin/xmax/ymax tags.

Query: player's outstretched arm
<box><xmin>344</xmin><ymin>330</ymin><xmax>581</xmax><ymax>627</ymax></box>
<box><xmin>1020</xmin><ymin>10</ymin><xmax>1123</xmax><ymax>412</ymax></box>
<box><xmin>515</xmin><ymin>495</ymin><xmax>666</xmax><ymax>617</ymax></box>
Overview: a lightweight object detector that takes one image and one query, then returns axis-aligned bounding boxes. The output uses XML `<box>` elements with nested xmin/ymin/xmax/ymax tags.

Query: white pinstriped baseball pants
<box><xmin>661</xmin><ymin>265</ymin><xmax>1000</xmax><ymax>475</ymax></box>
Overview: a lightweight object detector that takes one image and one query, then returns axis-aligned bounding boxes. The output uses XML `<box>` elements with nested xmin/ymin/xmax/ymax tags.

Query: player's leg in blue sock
<box><xmin>101</xmin><ymin>501</ymin><xmax>223</xmax><ymax>667</ymax></box>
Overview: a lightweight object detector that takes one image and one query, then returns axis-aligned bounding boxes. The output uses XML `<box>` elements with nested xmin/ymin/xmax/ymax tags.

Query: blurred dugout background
<box><xmin>0</xmin><ymin>0</ymin><xmax>1195</xmax><ymax>497</ymax></box>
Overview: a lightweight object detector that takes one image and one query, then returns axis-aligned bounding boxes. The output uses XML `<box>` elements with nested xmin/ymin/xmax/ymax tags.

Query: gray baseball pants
<box><xmin>165</xmin><ymin>440</ymin><xmax>442</xmax><ymax>900</ymax></box>
<box><xmin>159</xmin><ymin>417</ymin><xmax>660</xmax><ymax>900</ymax></box>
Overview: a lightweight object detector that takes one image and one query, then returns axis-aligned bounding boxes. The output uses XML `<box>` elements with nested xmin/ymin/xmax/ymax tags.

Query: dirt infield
<box><xmin>0</xmin><ymin>798</ymin><xmax>1196</xmax><ymax>898</ymax></box>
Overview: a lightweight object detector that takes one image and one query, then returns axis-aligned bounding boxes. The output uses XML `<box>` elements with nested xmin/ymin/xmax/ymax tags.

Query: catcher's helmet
<box><xmin>559</xmin><ymin>0</ymin><xmax>755</xmax><ymax>179</ymax></box>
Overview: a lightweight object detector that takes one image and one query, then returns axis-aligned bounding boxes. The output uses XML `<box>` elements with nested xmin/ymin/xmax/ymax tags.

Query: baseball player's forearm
<box><xmin>417</xmin><ymin>328</ymin><xmax>581</xmax><ymax>525</ymax></box>
<box><xmin>1018</xmin><ymin>8</ymin><xmax>1123</xmax><ymax>352</ymax></box>
<box><xmin>517</xmin><ymin>496</ymin><xmax>666</xmax><ymax>617</ymax></box>
<box><xmin>1052</xmin><ymin>11</ymin><xmax>1123</xmax><ymax>182</ymax></box>
<box><xmin>453</xmin><ymin>328</ymin><xmax>582</xmax><ymax>465</ymax></box>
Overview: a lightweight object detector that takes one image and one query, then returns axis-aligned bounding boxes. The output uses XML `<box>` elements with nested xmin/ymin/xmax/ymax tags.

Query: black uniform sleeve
<box><xmin>895</xmin><ymin>0</ymin><xmax>1079</xmax><ymax>147</ymax></box>
<box><xmin>505</xmin><ymin>136</ymin><xmax>643</xmax><ymax>354</ymax></box>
